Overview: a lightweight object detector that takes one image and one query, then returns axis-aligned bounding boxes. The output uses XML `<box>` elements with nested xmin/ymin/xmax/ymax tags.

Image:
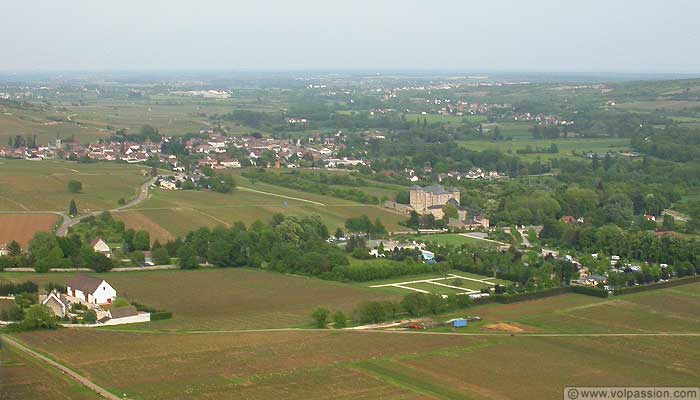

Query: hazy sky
<box><xmin>2</xmin><ymin>0</ymin><xmax>699</xmax><ymax>73</ymax></box>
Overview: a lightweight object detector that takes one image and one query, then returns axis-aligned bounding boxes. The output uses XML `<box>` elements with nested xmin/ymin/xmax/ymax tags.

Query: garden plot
<box><xmin>370</xmin><ymin>273</ymin><xmax>496</xmax><ymax>296</ymax></box>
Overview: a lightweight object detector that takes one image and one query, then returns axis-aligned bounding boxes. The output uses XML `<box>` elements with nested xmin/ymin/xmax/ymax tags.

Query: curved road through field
<box><xmin>55</xmin><ymin>177</ymin><xmax>156</xmax><ymax>237</ymax></box>
<box><xmin>0</xmin><ymin>178</ymin><xmax>157</xmax><ymax>238</ymax></box>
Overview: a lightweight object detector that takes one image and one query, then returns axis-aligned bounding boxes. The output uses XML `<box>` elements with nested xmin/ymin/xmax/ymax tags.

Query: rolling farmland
<box><xmin>0</xmin><ymin>160</ymin><xmax>148</xmax><ymax>212</ymax></box>
<box><xmin>0</xmin><ymin>268</ymin><xmax>402</xmax><ymax>330</ymax></box>
<box><xmin>0</xmin><ymin>345</ymin><xmax>100</xmax><ymax>400</ymax></box>
<box><xmin>6</xmin><ymin>282</ymin><xmax>700</xmax><ymax>400</ymax></box>
<box><xmin>114</xmin><ymin>177</ymin><xmax>407</xmax><ymax>242</ymax></box>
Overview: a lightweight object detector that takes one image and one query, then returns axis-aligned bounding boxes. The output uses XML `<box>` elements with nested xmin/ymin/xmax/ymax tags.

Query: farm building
<box><xmin>39</xmin><ymin>290</ymin><xmax>70</xmax><ymax>317</ymax></box>
<box><xmin>97</xmin><ymin>306</ymin><xmax>150</xmax><ymax>325</ymax></box>
<box><xmin>66</xmin><ymin>275</ymin><xmax>117</xmax><ymax>305</ymax></box>
<box><xmin>91</xmin><ymin>238</ymin><xmax>112</xmax><ymax>258</ymax></box>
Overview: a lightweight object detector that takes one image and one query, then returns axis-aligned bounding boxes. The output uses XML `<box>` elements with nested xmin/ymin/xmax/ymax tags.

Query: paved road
<box><xmin>55</xmin><ymin>177</ymin><xmax>156</xmax><ymax>237</ymax></box>
<box><xmin>1</xmin><ymin>335</ymin><xmax>123</xmax><ymax>400</ymax></box>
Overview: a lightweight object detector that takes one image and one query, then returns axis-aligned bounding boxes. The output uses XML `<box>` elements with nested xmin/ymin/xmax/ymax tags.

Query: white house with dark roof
<box><xmin>66</xmin><ymin>275</ymin><xmax>117</xmax><ymax>305</ymax></box>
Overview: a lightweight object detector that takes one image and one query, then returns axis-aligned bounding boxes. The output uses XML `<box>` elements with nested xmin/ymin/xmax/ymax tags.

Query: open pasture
<box><xmin>617</xmin><ymin>100</ymin><xmax>700</xmax><ymax>112</ymax></box>
<box><xmin>458</xmin><ymin>137</ymin><xmax>631</xmax><ymax>160</ymax></box>
<box><xmin>0</xmin><ymin>214</ymin><xmax>59</xmax><ymax>246</ymax></box>
<box><xmin>0</xmin><ymin>160</ymin><xmax>147</xmax><ymax>212</ymax></box>
<box><xmin>367</xmin><ymin>271</ymin><xmax>508</xmax><ymax>297</ymax></box>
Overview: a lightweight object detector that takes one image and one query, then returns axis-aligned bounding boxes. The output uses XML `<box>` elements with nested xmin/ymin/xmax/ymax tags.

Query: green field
<box><xmin>405</xmin><ymin>113</ymin><xmax>487</xmax><ymax>124</ymax></box>
<box><xmin>5</xmin><ymin>282</ymin><xmax>700</xmax><ymax>400</ymax></box>
<box><xmin>114</xmin><ymin>176</ymin><xmax>407</xmax><ymax>242</ymax></box>
<box><xmin>361</xmin><ymin>269</ymin><xmax>511</xmax><ymax>297</ymax></box>
<box><xmin>405</xmin><ymin>233</ymin><xmax>500</xmax><ymax>248</ymax></box>
<box><xmin>458</xmin><ymin>137</ymin><xmax>631</xmax><ymax>161</ymax></box>
<box><xmin>0</xmin><ymin>159</ymin><xmax>148</xmax><ymax>212</ymax></box>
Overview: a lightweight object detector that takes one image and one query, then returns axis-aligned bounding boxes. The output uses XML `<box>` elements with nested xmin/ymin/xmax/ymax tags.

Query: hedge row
<box><xmin>493</xmin><ymin>286</ymin><xmax>572</xmax><ymax>303</ymax></box>
<box><xmin>614</xmin><ymin>275</ymin><xmax>700</xmax><ymax>296</ymax></box>
<box><xmin>471</xmin><ymin>286</ymin><xmax>572</xmax><ymax>306</ymax></box>
<box><xmin>0</xmin><ymin>281</ymin><xmax>38</xmax><ymax>296</ymax></box>
<box><xmin>132</xmin><ymin>301</ymin><xmax>173</xmax><ymax>320</ymax></box>
<box><xmin>571</xmin><ymin>285</ymin><xmax>609</xmax><ymax>298</ymax></box>
<box><xmin>150</xmin><ymin>311</ymin><xmax>173</xmax><ymax>321</ymax></box>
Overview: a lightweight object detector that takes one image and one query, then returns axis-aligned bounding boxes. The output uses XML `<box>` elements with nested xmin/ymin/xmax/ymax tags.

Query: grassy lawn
<box><xmin>406</xmin><ymin>233</ymin><xmax>499</xmax><ymax>248</ymax></box>
<box><xmin>360</xmin><ymin>269</ymin><xmax>510</xmax><ymax>296</ymax></box>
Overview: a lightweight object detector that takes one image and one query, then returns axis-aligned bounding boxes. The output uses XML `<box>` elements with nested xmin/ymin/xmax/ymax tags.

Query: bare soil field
<box><xmin>12</xmin><ymin>329</ymin><xmax>700</xmax><ymax>400</ymax></box>
<box><xmin>0</xmin><ymin>214</ymin><xmax>58</xmax><ymax>246</ymax></box>
<box><xmin>0</xmin><ymin>345</ymin><xmax>100</xmax><ymax>400</ymax></box>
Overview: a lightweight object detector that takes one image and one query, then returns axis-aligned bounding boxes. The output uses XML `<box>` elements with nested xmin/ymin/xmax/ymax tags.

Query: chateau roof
<box><xmin>411</xmin><ymin>185</ymin><xmax>458</xmax><ymax>195</ymax></box>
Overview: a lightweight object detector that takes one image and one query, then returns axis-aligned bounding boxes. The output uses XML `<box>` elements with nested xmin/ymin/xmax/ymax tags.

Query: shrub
<box><xmin>67</xmin><ymin>180</ymin><xmax>82</xmax><ymax>193</ymax></box>
<box><xmin>332</xmin><ymin>311</ymin><xmax>347</xmax><ymax>328</ymax></box>
<box><xmin>352</xmin><ymin>301</ymin><xmax>387</xmax><ymax>324</ymax></box>
<box><xmin>401</xmin><ymin>292</ymin><xmax>429</xmax><ymax>316</ymax></box>
<box><xmin>311</xmin><ymin>307</ymin><xmax>330</xmax><ymax>328</ymax></box>
<box><xmin>150</xmin><ymin>311</ymin><xmax>172</xmax><ymax>320</ymax></box>
<box><xmin>152</xmin><ymin>247</ymin><xmax>171</xmax><ymax>265</ymax></box>
<box><xmin>112</xmin><ymin>297</ymin><xmax>130</xmax><ymax>308</ymax></box>
<box><xmin>571</xmin><ymin>285</ymin><xmax>609</xmax><ymax>298</ymax></box>
<box><xmin>44</xmin><ymin>282</ymin><xmax>66</xmax><ymax>293</ymax></box>
<box><xmin>4</xmin><ymin>305</ymin><xmax>25</xmax><ymax>321</ymax></box>
<box><xmin>21</xmin><ymin>305</ymin><xmax>58</xmax><ymax>330</ymax></box>
<box><xmin>83</xmin><ymin>310</ymin><xmax>97</xmax><ymax>324</ymax></box>
<box><xmin>0</xmin><ymin>281</ymin><xmax>38</xmax><ymax>296</ymax></box>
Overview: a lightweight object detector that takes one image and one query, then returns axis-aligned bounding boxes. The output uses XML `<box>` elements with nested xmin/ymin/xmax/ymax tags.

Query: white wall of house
<box><xmin>102</xmin><ymin>313</ymin><xmax>150</xmax><ymax>326</ymax></box>
<box><xmin>93</xmin><ymin>281</ymin><xmax>117</xmax><ymax>304</ymax></box>
<box><xmin>67</xmin><ymin>281</ymin><xmax>117</xmax><ymax>305</ymax></box>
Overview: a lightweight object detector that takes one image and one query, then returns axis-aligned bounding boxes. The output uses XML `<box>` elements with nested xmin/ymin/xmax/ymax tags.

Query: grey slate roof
<box><xmin>109</xmin><ymin>306</ymin><xmax>139</xmax><ymax>319</ymax></box>
<box><xmin>411</xmin><ymin>185</ymin><xmax>458</xmax><ymax>195</ymax></box>
<box><xmin>67</xmin><ymin>275</ymin><xmax>104</xmax><ymax>294</ymax></box>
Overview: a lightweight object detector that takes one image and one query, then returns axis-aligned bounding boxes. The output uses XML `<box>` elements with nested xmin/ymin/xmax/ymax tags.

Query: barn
<box><xmin>66</xmin><ymin>275</ymin><xmax>117</xmax><ymax>305</ymax></box>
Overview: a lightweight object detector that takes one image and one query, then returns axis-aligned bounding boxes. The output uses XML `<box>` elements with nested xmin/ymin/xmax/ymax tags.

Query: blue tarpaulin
<box><xmin>453</xmin><ymin>319</ymin><xmax>467</xmax><ymax>328</ymax></box>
